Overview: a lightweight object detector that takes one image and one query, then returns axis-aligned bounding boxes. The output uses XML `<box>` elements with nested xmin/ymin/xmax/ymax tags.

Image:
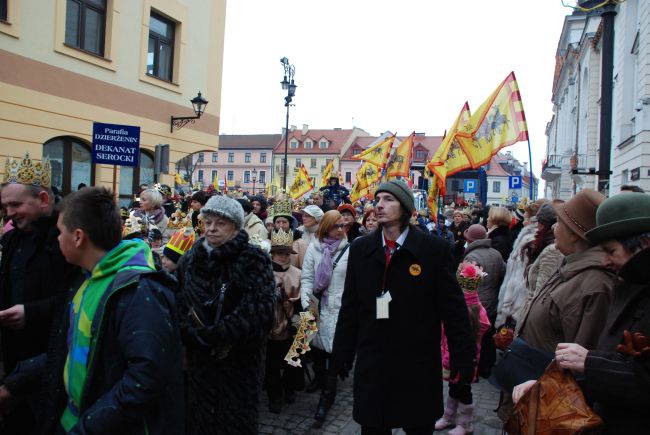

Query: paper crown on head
<box><xmin>271</xmin><ymin>199</ymin><xmax>293</xmax><ymax>220</ymax></box>
<box><xmin>4</xmin><ymin>153</ymin><xmax>52</xmax><ymax>188</ymax></box>
<box><xmin>271</xmin><ymin>228</ymin><xmax>294</xmax><ymax>249</ymax></box>
<box><xmin>167</xmin><ymin>207</ymin><xmax>191</xmax><ymax>229</ymax></box>
<box><xmin>154</xmin><ymin>183</ymin><xmax>172</xmax><ymax>197</ymax></box>
<box><xmin>165</xmin><ymin>228</ymin><xmax>195</xmax><ymax>256</ymax></box>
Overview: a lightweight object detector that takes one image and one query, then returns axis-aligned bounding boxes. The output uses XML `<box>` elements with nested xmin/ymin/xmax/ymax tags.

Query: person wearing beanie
<box><xmin>508</xmin><ymin>189</ymin><xmax>617</xmax><ymax>423</ymax></box>
<box><xmin>249</xmin><ymin>195</ymin><xmax>268</xmax><ymax>221</ymax></box>
<box><xmin>542</xmin><ymin>192</ymin><xmax>650</xmax><ymax>432</ymax></box>
<box><xmin>292</xmin><ymin>205</ymin><xmax>324</xmax><ymax>269</ymax></box>
<box><xmin>333</xmin><ymin>179</ymin><xmax>476</xmax><ymax>433</ymax></box>
<box><xmin>175</xmin><ymin>193</ymin><xmax>276</xmax><ymax>434</ymax></box>
<box><xmin>462</xmin><ymin>224</ymin><xmax>506</xmax><ymax>380</ymax></box>
<box><xmin>161</xmin><ymin>228</ymin><xmax>196</xmax><ymax>273</ymax></box>
<box><xmin>238</xmin><ymin>198</ymin><xmax>268</xmax><ymax>242</ymax></box>
<box><xmin>338</xmin><ymin>204</ymin><xmax>362</xmax><ymax>243</ymax></box>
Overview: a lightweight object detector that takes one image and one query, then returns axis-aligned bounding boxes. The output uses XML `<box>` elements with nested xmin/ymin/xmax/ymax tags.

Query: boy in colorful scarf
<box><xmin>0</xmin><ymin>187</ymin><xmax>183</xmax><ymax>434</ymax></box>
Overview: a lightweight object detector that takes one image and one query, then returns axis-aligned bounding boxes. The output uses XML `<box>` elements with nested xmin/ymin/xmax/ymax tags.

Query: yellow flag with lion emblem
<box><xmin>288</xmin><ymin>164</ymin><xmax>313</xmax><ymax>200</ymax></box>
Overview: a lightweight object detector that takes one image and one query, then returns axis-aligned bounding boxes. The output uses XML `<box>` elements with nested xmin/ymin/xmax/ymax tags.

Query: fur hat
<box><xmin>374</xmin><ymin>180</ymin><xmax>415</xmax><ymax>214</ymax></box>
<box><xmin>201</xmin><ymin>195</ymin><xmax>244</xmax><ymax>230</ymax></box>
<box><xmin>552</xmin><ymin>189</ymin><xmax>606</xmax><ymax>240</ymax></box>
<box><xmin>464</xmin><ymin>224</ymin><xmax>487</xmax><ymax>242</ymax></box>
<box><xmin>302</xmin><ymin>205</ymin><xmax>324</xmax><ymax>223</ymax></box>
<box><xmin>586</xmin><ymin>192</ymin><xmax>650</xmax><ymax>244</ymax></box>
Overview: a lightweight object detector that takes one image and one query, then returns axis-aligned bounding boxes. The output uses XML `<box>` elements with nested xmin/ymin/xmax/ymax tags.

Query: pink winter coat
<box><xmin>441</xmin><ymin>291</ymin><xmax>490</xmax><ymax>382</ymax></box>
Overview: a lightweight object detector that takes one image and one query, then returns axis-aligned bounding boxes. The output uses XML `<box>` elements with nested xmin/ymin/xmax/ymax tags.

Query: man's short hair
<box><xmin>58</xmin><ymin>187</ymin><xmax>122</xmax><ymax>251</ymax></box>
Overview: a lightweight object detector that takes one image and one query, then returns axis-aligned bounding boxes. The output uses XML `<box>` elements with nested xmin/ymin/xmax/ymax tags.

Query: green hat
<box><xmin>374</xmin><ymin>180</ymin><xmax>415</xmax><ymax>214</ymax></box>
<box><xmin>585</xmin><ymin>192</ymin><xmax>650</xmax><ymax>244</ymax></box>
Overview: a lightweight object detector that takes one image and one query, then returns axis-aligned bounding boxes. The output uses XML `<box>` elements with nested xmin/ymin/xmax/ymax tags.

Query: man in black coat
<box><xmin>0</xmin><ymin>187</ymin><xmax>183</xmax><ymax>434</ymax></box>
<box><xmin>333</xmin><ymin>180</ymin><xmax>476</xmax><ymax>434</ymax></box>
<box><xmin>0</xmin><ymin>155</ymin><xmax>77</xmax><ymax>434</ymax></box>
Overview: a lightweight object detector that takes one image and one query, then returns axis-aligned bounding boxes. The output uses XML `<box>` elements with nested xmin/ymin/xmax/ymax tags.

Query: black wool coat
<box><xmin>583</xmin><ymin>247</ymin><xmax>650</xmax><ymax>434</ymax></box>
<box><xmin>333</xmin><ymin>226</ymin><xmax>476</xmax><ymax>429</ymax></box>
<box><xmin>176</xmin><ymin>230</ymin><xmax>276</xmax><ymax>435</ymax></box>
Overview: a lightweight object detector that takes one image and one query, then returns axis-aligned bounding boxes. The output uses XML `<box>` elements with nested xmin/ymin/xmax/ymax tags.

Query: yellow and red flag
<box><xmin>288</xmin><ymin>164</ymin><xmax>314</xmax><ymax>200</ymax></box>
<box><xmin>427</xmin><ymin>103</ymin><xmax>472</xmax><ymax>195</ymax></box>
<box><xmin>350</xmin><ymin>181</ymin><xmax>370</xmax><ymax>203</ymax></box>
<box><xmin>321</xmin><ymin>160</ymin><xmax>334</xmax><ymax>188</ymax></box>
<box><xmin>386</xmin><ymin>132</ymin><xmax>414</xmax><ymax>179</ymax></box>
<box><xmin>355</xmin><ymin>161</ymin><xmax>381</xmax><ymax>190</ymax></box>
<box><xmin>223</xmin><ymin>174</ymin><xmax>228</xmax><ymax>195</ymax></box>
<box><xmin>427</xmin><ymin>173</ymin><xmax>440</xmax><ymax>222</ymax></box>
<box><xmin>352</xmin><ymin>134</ymin><xmax>395</xmax><ymax>168</ymax></box>
<box><xmin>455</xmin><ymin>71</ymin><xmax>529</xmax><ymax>167</ymax></box>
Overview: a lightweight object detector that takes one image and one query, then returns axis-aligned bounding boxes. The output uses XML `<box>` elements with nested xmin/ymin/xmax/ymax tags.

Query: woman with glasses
<box><xmin>301</xmin><ymin>210</ymin><xmax>351</xmax><ymax>424</ymax></box>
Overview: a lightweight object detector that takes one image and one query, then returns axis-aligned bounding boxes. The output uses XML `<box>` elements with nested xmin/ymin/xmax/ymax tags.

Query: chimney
<box><xmin>302</xmin><ymin>124</ymin><xmax>309</xmax><ymax>135</ymax></box>
<box><xmin>290</xmin><ymin>125</ymin><xmax>297</xmax><ymax>132</ymax></box>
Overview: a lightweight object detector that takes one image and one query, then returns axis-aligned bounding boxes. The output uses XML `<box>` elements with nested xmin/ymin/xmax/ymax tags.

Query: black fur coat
<box><xmin>176</xmin><ymin>230</ymin><xmax>276</xmax><ymax>435</ymax></box>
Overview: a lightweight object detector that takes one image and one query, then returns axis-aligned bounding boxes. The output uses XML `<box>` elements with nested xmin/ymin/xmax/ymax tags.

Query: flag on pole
<box><xmin>427</xmin><ymin>103</ymin><xmax>472</xmax><ymax>195</ymax></box>
<box><xmin>288</xmin><ymin>164</ymin><xmax>314</xmax><ymax>200</ymax></box>
<box><xmin>455</xmin><ymin>71</ymin><xmax>529</xmax><ymax>167</ymax></box>
<box><xmin>427</xmin><ymin>174</ymin><xmax>440</xmax><ymax>222</ymax></box>
<box><xmin>174</xmin><ymin>173</ymin><xmax>184</xmax><ymax>185</ymax></box>
<box><xmin>355</xmin><ymin>161</ymin><xmax>381</xmax><ymax>190</ymax></box>
<box><xmin>351</xmin><ymin>134</ymin><xmax>395</xmax><ymax>167</ymax></box>
<box><xmin>212</xmin><ymin>172</ymin><xmax>220</xmax><ymax>193</ymax></box>
<box><xmin>386</xmin><ymin>132</ymin><xmax>414</xmax><ymax>179</ymax></box>
<box><xmin>321</xmin><ymin>160</ymin><xmax>334</xmax><ymax>188</ymax></box>
<box><xmin>223</xmin><ymin>174</ymin><xmax>229</xmax><ymax>195</ymax></box>
<box><xmin>350</xmin><ymin>181</ymin><xmax>370</xmax><ymax>203</ymax></box>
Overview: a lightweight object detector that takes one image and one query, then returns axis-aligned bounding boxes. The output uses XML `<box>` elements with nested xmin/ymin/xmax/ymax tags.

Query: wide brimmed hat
<box><xmin>585</xmin><ymin>192</ymin><xmax>650</xmax><ymax>244</ymax></box>
<box><xmin>552</xmin><ymin>189</ymin><xmax>606</xmax><ymax>240</ymax></box>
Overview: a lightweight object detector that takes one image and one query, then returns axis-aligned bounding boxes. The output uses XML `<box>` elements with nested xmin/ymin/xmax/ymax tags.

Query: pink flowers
<box><xmin>458</xmin><ymin>261</ymin><xmax>487</xmax><ymax>279</ymax></box>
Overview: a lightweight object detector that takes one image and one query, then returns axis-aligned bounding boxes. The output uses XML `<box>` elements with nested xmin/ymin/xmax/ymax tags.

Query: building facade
<box><xmin>0</xmin><ymin>0</ymin><xmax>226</xmax><ymax>205</ymax></box>
<box><xmin>192</xmin><ymin>134</ymin><xmax>280</xmax><ymax>194</ymax></box>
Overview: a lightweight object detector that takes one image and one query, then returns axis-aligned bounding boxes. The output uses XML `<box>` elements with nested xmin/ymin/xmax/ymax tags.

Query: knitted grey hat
<box><xmin>201</xmin><ymin>195</ymin><xmax>244</xmax><ymax>230</ymax></box>
<box><xmin>375</xmin><ymin>180</ymin><xmax>415</xmax><ymax>214</ymax></box>
<box><xmin>535</xmin><ymin>202</ymin><xmax>556</xmax><ymax>226</ymax></box>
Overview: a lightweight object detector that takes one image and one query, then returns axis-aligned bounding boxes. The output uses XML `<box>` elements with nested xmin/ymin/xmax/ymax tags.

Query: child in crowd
<box><xmin>161</xmin><ymin>228</ymin><xmax>195</xmax><ymax>274</ymax></box>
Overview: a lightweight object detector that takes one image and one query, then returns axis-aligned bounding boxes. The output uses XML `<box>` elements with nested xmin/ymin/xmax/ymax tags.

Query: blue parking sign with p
<box><xmin>464</xmin><ymin>179</ymin><xmax>477</xmax><ymax>193</ymax></box>
<box><xmin>509</xmin><ymin>176</ymin><xmax>522</xmax><ymax>189</ymax></box>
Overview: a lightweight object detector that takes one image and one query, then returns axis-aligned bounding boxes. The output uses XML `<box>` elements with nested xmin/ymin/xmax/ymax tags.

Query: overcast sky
<box><xmin>219</xmin><ymin>0</ymin><xmax>572</xmax><ymax>181</ymax></box>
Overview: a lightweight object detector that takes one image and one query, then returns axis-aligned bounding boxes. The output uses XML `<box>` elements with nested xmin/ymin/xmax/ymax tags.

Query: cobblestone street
<box><xmin>259</xmin><ymin>377</ymin><xmax>503</xmax><ymax>434</ymax></box>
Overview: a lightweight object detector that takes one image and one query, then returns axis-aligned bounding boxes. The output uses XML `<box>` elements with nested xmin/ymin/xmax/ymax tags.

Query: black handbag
<box><xmin>489</xmin><ymin>337</ymin><xmax>553</xmax><ymax>394</ymax></box>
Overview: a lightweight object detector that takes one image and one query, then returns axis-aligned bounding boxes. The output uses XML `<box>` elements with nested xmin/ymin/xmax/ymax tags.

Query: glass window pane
<box><xmin>119</xmin><ymin>166</ymin><xmax>134</xmax><ymax>196</ymax></box>
<box><xmin>71</xmin><ymin>142</ymin><xmax>92</xmax><ymax>191</ymax></box>
<box><xmin>140</xmin><ymin>152</ymin><xmax>154</xmax><ymax>187</ymax></box>
<box><xmin>65</xmin><ymin>0</ymin><xmax>80</xmax><ymax>47</ymax></box>
<box><xmin>159</xmin><ymin>42</ymin><xmax>173</xmax><ymax>81</ymax></box>
<box><xmin>83</xmin><ymin>7</ymin><xmax>104</xmax><ymax>55</ymax></box>
<box><xmin>150</xmin><ymin>14</ymin><xmax>172</xmax><ymax>38</ymax></box>
<box><xmin>86</xmin><ymin>0</ymin><xmax>106</xmax><ymax>7</ymax></box>
<box><xmin>43</xmin><ymin>140</ymin><xmax>65</xmax><ymax>193</ymax></box>
<box><xmin>147</xmin><ymin>37</ymin><xmax>156</xmax><ymax>75</ymax></box>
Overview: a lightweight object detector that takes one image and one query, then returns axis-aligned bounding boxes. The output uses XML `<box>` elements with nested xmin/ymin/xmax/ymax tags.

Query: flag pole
<box><xmin>527</xmin><ymin>138</ymin><xmax>534</xmax><ymax>199</ymax></box>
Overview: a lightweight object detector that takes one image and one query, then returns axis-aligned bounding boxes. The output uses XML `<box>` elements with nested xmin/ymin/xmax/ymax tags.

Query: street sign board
<box><xmin>464</xmin><ymin>179</ymin><xmax>477</xmax><ymax>193</ymax></box>
<box><xmin>92</xmin><ymin>122</ymin><xmax>140</xmax><ymax>167</ymax></box>
<box><xmin>509</xmin><ymin>175</ymin><xmax>522</xmax><ymax>189</ymax></box>
<box><xmin>511</xmin><ymin>195</ymin><xmax>519</xmax><ymax>204</ymax></box>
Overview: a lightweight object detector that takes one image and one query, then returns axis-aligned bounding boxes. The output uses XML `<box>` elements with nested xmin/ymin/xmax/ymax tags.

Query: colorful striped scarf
<box><xmin>61</xmin><ymin>240</ymin><xmax>155</xmax><ymax>431</ymax></box>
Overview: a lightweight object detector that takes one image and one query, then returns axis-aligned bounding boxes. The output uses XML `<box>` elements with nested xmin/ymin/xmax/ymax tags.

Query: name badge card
<box><xmin>376</xmin><ymin>291</ymin><xmax>392</xmax><ymax>319</ymax></box>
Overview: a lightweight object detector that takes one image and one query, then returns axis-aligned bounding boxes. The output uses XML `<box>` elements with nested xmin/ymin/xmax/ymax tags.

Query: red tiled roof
<box><xmin>273</xmin><ymin>129</ymin><xmax>355</xmax><ymax>154</ymax></box>
<box><xmin>485</xmin><ymin>155</ymin><xmax>511</xmax><ymax>176</ymax></box>
<box><xmin>341</xmin><ymin>134</ymin><xmax>444</xmax><ymax>161</ymax></box>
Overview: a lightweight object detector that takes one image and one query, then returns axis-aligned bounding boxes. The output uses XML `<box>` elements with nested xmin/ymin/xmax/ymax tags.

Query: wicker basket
<box><xmin>456</xmin><ymin>274</ymin><xmax>481</xmax><ymax>292</ymax></box>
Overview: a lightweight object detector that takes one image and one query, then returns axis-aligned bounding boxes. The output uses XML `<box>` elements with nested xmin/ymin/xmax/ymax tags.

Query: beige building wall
<box><xmin>193</xmin><ymin>149</ymin><xmax>273</xmax><ymax>193</ymax></box>
<box><xmin>272</xmin><ymin>155</ymin><xmax>339</xmax><ymax>192</ymax></box>
<box><xmin>0</xmin><ymin>0</ymin><xmax>226</xmax><ymax>197</ymax></box>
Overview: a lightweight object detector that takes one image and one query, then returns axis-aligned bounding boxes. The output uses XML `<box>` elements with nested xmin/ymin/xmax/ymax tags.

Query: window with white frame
<box><xmin>147</xmin><ymin>11</ymin><xmax>175</xmax><ymax>82</ymax></box>
<box><xmin>228</xmin><ymin>152</ymin><xmax>234</xmax><ymax>163</ymax></box>
<box><xmin>259</xmin><ymin>170</ymin><xmax>266</xmax><ymax>183</ymax></box>
<box><xmin>197</xmin><ymin>169</ymin><xmax>204</xmax><ymax>181</ymax></box>
<box><xmin>311</xmin><ymin>158</ymin><xmax>317</xmax><ymax>168</ymax></box>
<box><xmin>227</xmin><ymin>170</ymin><xmax>234</xmax><ymax>181</ymax></box>
<box><xmin>245</xmin><ymin>153</ymin><xmax>251</xmax><ymax>163</ymax></box>
<box><xmin>493</xmin><ymin>181</ymin><xmax>501</xmax><ymax>193</ymax></box>
<box><xmin>290</xmin><ymin>140</ymin><xmax>298</xmax><ymax>149</ymax></box>
<box><xmin>319</xmin><ymin>140</ymin><xmax>328</xmax><ymax>149</ymax></box>
<box><xmin>260</xmin><ymin>153</ymin><xmax>266</xmax><ymax>163</ymax></box>
<box><xmin>244</xmin><ymin>171</ymin><xmax>250</xmax><ymax>183</ymax></box>
<box><xmin>305</xmin><ymin>140</ymin><xmax>313</xmax><ymax>149</ymax></box>
<box><xmin>211</xmin><ymin>170</ymin><xmax>217</xmax><ymax>181</ymax></box>
<box><xmin>295</xmin><ymin>158</ymin><xmax>301</xmax><ymax>168</ymax></box>
<box><xmin>212</xmin><ymin>152</ymin><xmax>218</xmax><ymax>162</ymax></box>
<box><xmin>197</xmin><ymin>152</ymin><xmax>204</xmax><ymax>162</ymax></box>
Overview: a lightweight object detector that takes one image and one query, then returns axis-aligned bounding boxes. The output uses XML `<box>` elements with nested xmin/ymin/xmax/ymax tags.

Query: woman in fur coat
<box><xmin>176</xmin><ymin>195</ymin><xmax>276</xmax><ymax>435</ymax></box>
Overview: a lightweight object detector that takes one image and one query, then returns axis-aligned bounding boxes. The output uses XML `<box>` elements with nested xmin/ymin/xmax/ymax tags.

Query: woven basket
<box><xmin>456</xmin><ymin>275</ymin><xmax>481</xmax><ymax>292</ymax></box>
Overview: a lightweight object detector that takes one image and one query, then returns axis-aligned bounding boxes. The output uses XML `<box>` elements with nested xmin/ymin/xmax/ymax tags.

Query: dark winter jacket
<box><xmin>463</xmin><ymin>239</ymin><xmax>506</xmax><ymax>318</ymax></box>
<box><xmin>332</xmin><ymin>226</ymin><xmax>475</xmax><ymax>428</ymax></box>
<box><xmin>583</xmin><ymin>247</ymin><xmax>650</xmax><ymax>434</ymax></box>
<box><xmin>4</xmin><ymin>268</ymin><xmax>183</xmax><ymax>435</ymax></box>
<box><xmin>0</xmin><ymin>214</ymin><xmax>77</xmax><ymax>374</ymax></box>
<box><xmin>488</xmin><ymin>225</ymin><xmax>512</xmax><ymax>262</ymax></box>
<box><xmin>320</xmin><ymin>180</ymin><xmax>351</xmax><ymax>205</ymax></box>
<box><xmin>448</xmin><ymin>221</ymin><xmax>469</xmax><ymax>265</ymax></box>
<box><xmin>176</xmin><ymin>231</ymin><xmax>276</xmax><ymax>435</ymax></box>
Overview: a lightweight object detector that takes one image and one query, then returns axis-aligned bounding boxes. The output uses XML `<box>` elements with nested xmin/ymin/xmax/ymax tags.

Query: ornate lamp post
<box><xmin>280</xmin><ymin>57</ymin><xmax>297</xmax><ymax>191</ymax></box>
<box><xmin>170</xmin><ymin>91</ymin><xmax>208</xmax><ymax>132</ymax></box>
<box><xmin>252</xmin><ymin>167</ymin><xmax>257</xmax><ymax>195</ymax></box>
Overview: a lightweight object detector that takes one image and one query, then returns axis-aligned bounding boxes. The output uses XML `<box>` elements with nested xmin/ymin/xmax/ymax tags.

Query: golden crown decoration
<box><xmin>165</xmin><ymin>228</ymin><xmax>196</xmax><ymax>255</ymax></box>
<box><xmin>271</xmin><ymin>228</ymin><xmax>294</xmax><ymax>249</ymax></box>
<box><xmin>167</xmin><ymin>207</ymin><xmax>191</xmax><ymax>229</ymax></box>
<box><xmin>284</xmin><ymin>311</ymin><xmax>318</xmax><ymax>368</ymax></box>
<box><xmin>4</xmin><ymin>153</ymin><xmax>52</xmax><ymax>188</ymax></box>
<box><xmin>271</xmin><ymin>199</ymin><xmax>292</xmax><ymax>219</ymax></box>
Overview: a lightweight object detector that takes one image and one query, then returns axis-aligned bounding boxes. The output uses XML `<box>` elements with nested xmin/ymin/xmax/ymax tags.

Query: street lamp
<box><xmin>280</xmin><ymin>57</ymin><xmax>297</xmax><ymax>191</ymax></box>
<box><xmin>252</xmin><ymin>167</ymin><xmax>257</xmax><ymax>195</ymax></box>
<box><xmin>170</xmin><ymin>91</ymin><xmax>209</xmax><ymax>132</ymax></box>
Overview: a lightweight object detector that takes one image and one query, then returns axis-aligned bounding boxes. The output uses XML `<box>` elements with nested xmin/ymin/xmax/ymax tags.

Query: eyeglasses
<box><xmin>332</xmin><ymin>224</ymin><xmax>347</xmax><ymax>230</ymax></box>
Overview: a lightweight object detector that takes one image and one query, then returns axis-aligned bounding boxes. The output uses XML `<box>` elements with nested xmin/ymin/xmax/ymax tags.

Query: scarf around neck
<box><xmin>61</xmin><ymin>240</ymin><xmax>155</xmax><ymax>431</ymax></box>
<box><xmin>314</xmin><ymin>237</ymin><xmax>342</xmax><ymax>305</ymax></box>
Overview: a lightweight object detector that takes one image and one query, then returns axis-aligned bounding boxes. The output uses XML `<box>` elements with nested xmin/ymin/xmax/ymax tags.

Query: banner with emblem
<box><xmin>288</xmin><ymin>164</ymin><xmax>314</xmax><ymax>200</ymax></box>
<box><xmin>386</xmin><ymin>132</ymin><xmax>414</xmax><ymax>179</ymax></box>
<box><xmin>321</xmin><ymin>160</ymin><xmax>334</xmax><ymax>188</ymax></box>
<box><xmin>351</xmin><ymin>133</ymin><xmax>395</xmax><ymax>168</ymax></box>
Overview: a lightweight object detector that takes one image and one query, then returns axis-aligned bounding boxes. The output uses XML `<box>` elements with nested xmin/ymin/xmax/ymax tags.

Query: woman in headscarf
<box><xmin>176</xmin><ymin>195</ymin><xmax>276</xmax><ymax>434</ymax></box>
<box><xmin>300</xmin><ymin>210</ymin><xmax>350</xmax><ymax>424</ymax></box>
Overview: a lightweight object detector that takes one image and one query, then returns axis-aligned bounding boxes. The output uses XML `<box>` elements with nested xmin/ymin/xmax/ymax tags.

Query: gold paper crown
<box><xmin>4</xmin><ymin>153</ymin><xmax>52</xmax><ymax>188</ymax></box>
<box><xmin>271</xmin><ymin>228</ymin><xmax>294</xmax><ymax>248</ymax></box>
<box><xmin>167</xmin><ymin>207</ymin><xmax>191</xmax><ymax>229</ymax></box>
<box><xmin>165</xmin><ymin>228</ymin><xmax>195</xmax><ymax>255</ymax></box>
<box><xmin>284</xmin><ymin>311</ymin><xmax>318</xmax><ymax>368</ymax></box>
<box><xmin>272</xmin><ymin>199</ymin><xmax>292</xmax><ymax>219</ymax></box>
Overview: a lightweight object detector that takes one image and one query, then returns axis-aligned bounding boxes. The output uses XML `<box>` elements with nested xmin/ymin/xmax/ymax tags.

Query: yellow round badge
<box><xmin>409</xmin><ymin>264</ymin><xmax>422</xmax><ymax>276</ymax></box>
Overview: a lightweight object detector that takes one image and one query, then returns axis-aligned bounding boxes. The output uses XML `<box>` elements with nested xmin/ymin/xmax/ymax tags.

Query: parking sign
<box><xmin>509</xmin><ymin>176</ymin><xmax>522</xmax><ymax>189</ymax></box>
<box><xmin>464</xmin><ymin>179</ymin><xmax>477</xmax><ymax>193</ymax></box>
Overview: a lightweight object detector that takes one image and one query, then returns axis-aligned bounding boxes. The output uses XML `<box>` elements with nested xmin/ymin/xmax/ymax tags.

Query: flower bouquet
<box><xmin>456</xmin><ymin>261</ymin><xmax>487</xmax><ymax>292</ymax></box>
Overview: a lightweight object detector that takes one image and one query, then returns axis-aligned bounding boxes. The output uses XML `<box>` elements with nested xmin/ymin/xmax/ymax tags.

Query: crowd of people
<box><xmin>0</xmin><ymin>152</ymin><xmax>648</xmax><ymax>434</ymax></box>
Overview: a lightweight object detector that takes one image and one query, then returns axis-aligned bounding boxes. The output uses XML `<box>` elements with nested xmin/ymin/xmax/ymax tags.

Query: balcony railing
<box><xmin>541</xmin><ymin>154</ymin><xmax>563</xmax><ymax>181</ymax></box>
